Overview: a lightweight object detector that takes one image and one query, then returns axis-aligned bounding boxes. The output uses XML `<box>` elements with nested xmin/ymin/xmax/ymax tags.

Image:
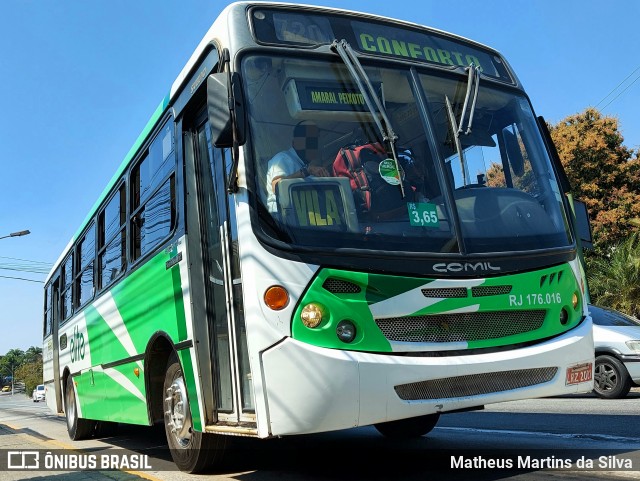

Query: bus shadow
<box><xmin>98</xmin><ymin>415</ymin><xmax>640</xmax><ymax>480</ymax></box>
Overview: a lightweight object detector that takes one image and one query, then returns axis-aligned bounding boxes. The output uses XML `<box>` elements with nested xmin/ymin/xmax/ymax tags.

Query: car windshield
<box><xmin>244</xmin><ymin>54</ymin><xmax>573</xmax><ymax>254</ymax></box>
<box><xmin>590</xmin><ymin>305</ymin><xmax>640</xmax><ymax>327</ymax></box>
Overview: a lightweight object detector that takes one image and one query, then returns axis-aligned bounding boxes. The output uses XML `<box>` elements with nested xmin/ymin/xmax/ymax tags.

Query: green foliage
<box><xmin>0</xmin><ymin>347</ymin><xmax>42</xmax><ymax>396</ymax></box>
<box><xmin>587</xmin><ymin>234</ymin><xmax>640</xmax><ymax>317</ymax></box>
<box><xmin>0</xmin><ymin>349</ymin><xmax>25</xmax><ymax>378</ymax></box>
<box><xmin>15</xmin><ymin>359</ymin><xmax>43</xmax><ymax>398</ymax></box>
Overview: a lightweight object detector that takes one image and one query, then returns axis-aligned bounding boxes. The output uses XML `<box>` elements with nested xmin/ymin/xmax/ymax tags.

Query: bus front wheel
<box><xmin>374</xmin><ymin>413</ymin><xmax>440</xmax><ymax>438</ymax></box>
<box><xmin>64</xmin><ymin>376</ymin><xmax>95</xmax><ymax>440</ymax></box>
<box><xmin>163</xmin><ymin>353</ymin><xmax>226</xmax><ymax>473</ymax></box>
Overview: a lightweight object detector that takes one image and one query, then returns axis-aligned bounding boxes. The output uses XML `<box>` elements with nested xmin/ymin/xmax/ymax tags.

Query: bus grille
<box><xmin>471</xmin><ymin>285</ymin><xmax>512</xmax><ymax>297</ymax></box>
<box><xmin>375</xmin><ymin>310</ymin><xmax>545</xmax><ymax>343</ymax></box>
<box><xmin>322</xmin><ymin>278</ymin><xmax>361</xmax><ymax>294</ymax></box>
<box><xmin>394</xmin><ymin>367</ymin><xmax>558</xmax><ymax>400</ymax></box>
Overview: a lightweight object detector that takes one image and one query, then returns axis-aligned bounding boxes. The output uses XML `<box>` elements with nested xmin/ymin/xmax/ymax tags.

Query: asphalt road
<box><xmin>0</xmin><ymin>389</ymin><xmax>639</xmax><ymax>481</ymax></box>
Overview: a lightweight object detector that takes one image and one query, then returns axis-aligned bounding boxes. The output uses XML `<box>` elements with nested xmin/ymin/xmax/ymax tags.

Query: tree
<box><xmin>0</xmin><ymin>349</ymin><xmax>25</xmax><ymax>390</ymax></box>
<box><xmin>15</xmin><ymin>358</ymin><xmax>43</xmax><ymax>398</ymax></box>
<box><xmin>0</xmin><ymin>347</ymin><xmax>43</xmax><ymax>396</ymax></box>
<box><xmin>587</xmin><ymin>234</ymin><xmax>640</xmax><ymax>316</ymax></box>
<box><xmin>23</xmin><ymin>346</ymin><xmax>42</xmax><ymax>364</ymax></box>
<box><xmin>549</xmin><ymin>108</ymin><xmax>640</xmax><ymax>249</ymax></box>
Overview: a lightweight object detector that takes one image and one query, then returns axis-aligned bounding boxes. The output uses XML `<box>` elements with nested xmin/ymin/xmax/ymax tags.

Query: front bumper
<box><xmin>261</xmin><ymin>316</ymin><xmax>593</xmax><ymax>436</ymax></box>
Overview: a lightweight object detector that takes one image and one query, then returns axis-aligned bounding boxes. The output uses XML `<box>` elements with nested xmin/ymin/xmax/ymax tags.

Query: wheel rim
<box><xmin>594</xmin><ymin>361</ymin><xmax>618</xmax><ymax>393</ymax></box>
<box><xmin>66</xmin><ymin>379</ymin><xmax>76</xmax><ymax>427</ymax></box>
<box><xmin>165</xmin><ymin>373</ymin><xmax>192</xmax><ymax>447</ymax></box>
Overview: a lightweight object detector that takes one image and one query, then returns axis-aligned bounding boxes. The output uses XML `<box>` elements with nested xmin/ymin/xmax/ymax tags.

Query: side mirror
<box><xmin>207</xmin><ymin>72</ymin><xmax>246</xmax><ymax>147</ymax></box>
<box><xmin>572</xmin><ymin>199</ymin><xmax>593</xmax><ymax>249</ymax></box>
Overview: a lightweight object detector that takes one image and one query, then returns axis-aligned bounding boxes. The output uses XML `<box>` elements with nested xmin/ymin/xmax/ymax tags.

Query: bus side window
<box><xmin>44</xmin><ymin>283</ymin><xmax>53</xmax><ymax>338</ymax></box>
<box><xmin>60</xmin><ymin>255</ymin><xmax>73</xmax><ymax>322</ymax></box>
<box><xmin>98</xmin><ymin>185</ymin><xmax>127</xmax><ymax>290</ymax></box>
<box><xmin>130</xmin><ymin>121</ymin><xmax>177</xmax><ymax>261</ymax></box>
<box><xmin>75</xmin><ymin>222</ymin><xmax>96</xmax><ymax>309</ymax></box>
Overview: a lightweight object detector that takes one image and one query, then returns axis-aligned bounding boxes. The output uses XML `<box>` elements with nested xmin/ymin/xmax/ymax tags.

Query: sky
<box><xmin>1</xmin><ymin>0</ymin><xmax>639</xmax><ymax>355</ymax></box>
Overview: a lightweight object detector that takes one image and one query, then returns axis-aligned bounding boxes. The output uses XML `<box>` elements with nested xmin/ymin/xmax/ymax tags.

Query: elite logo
<box><xmin>69</xmin><ymin>325</ymin><xmax>86</xmax><ymax>363</ymax></box>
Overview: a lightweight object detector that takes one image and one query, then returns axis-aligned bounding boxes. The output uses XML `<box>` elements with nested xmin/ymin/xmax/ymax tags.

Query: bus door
<box><xmin>46</xmin><ymin>276</ymin><xmax>64</xmax><ymax>414</ymax></box>
<box><xmin>193</xmin><ymin>117</ymin><xmax>254</xmax><ymax>424</ymax></box>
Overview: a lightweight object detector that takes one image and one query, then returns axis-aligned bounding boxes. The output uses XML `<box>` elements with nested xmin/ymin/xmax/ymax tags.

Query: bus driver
<box><xmin>265</xmin><ymin>121</ymin><xmax>330</xmax><ymax>212</ymax></box>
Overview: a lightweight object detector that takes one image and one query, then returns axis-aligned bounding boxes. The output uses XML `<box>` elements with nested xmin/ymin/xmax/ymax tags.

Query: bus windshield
<box><xmin>245</xmin><ymin>54</ymin><xmax>572</xmax><ymax>254</ymax></box>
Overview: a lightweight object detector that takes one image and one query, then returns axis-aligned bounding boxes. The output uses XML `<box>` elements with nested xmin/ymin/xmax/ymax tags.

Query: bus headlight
<box><xmin>336</xmin><ymin>320</ymin><xmax>356</xmax><ymax>343</ymax></box>
<box><xmin>572</xmin><ymin>292</ymin><xmax>579</xmax><ymax>309</ymax></box>
<box><xmin>301</xmin><ymin>303</ymin><xmax>324</xmax><ymax>328</ymax></box>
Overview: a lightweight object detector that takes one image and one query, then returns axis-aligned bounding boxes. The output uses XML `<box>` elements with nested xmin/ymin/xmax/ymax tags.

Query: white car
<box><xmin>32</xmin><ymin>384</ymin><xmax>45</xmax><ymax>402</ymax></box>
<box><xmin>590</xmin><ymin>305</ymin><xmax>640</xmax><ymax>398</ymax></box>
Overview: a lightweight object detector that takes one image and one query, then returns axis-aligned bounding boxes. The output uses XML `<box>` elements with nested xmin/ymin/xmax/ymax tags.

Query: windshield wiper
<box><xmin>331</xmin><ymin>39</ymin><xmax>405</xmax><ymax>198</ymax></box>
<box><xmin>445</xmin><ymin>95</ymin><xmax>470</xmax><ymax>186</ymax></box>
<box><xmin>446</xmin><ymin>64</ymin><xmax>481</xmax><ymax>186</ymax></box>
<box><xmin>458</xmin><ymin>64</ymin><xmax>481</xmax><ymax>135</ymax></box>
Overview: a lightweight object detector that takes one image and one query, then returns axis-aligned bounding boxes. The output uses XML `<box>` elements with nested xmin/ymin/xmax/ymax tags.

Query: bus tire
<box><xmin>65</xmin><ymin>376</ymin><xmax>95</xmax><ymax>440</ymax></box>
<box><xmin>163</xmin><ymin>353</ymin><xmax>226</xmax><ymax>473</ymax></box>
<box><xmin>374</xmin><ymin>413</ymin><xmax>440</xmax><ymax>438</ymax></box>
<box><xmin>593</xmin><ymin>355</ymin><xmax>631</xmax><ymax>399</ymax></box>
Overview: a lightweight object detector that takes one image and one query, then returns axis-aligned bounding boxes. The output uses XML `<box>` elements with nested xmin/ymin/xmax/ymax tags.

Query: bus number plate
<box><xmin>565</xmin><ymin>363</ymin><xmax>592</xmax><ymax>385</ymax></box>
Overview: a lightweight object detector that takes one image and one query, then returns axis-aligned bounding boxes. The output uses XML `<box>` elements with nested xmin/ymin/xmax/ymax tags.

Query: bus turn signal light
<box><xmin>264</xmin><ymin>286</ymin><xmax>289</xmax><ymax>310</ymax></box>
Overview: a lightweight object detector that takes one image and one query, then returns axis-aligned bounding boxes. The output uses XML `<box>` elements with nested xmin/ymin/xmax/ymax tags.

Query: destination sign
<box><xmin>251</xmin><ymin>9</ymin><xmax>512</xmax><ymax>82</ymax></box>
<box><xmin>281</xmin><ymin>183</ymin><xmax>348</xmax><ymax>228</ymax></box>
<box><xmin>352</xmin><ymin>21</ymin><xmax>497</xmax><ymax>77</ymax></box>
<box><xmin>285</xmin><ymin>79</ymin><xmax>380</xmax><ymax>113</ymax></box>
<box><xmin>277</xmin><ymin>179</ymin><xmax>358</xmax><ymax>231</ymax></box>
<box><xmin>291</xmin><ymin>186</ymin><xmax>343</xmax><ymax>227</ymax></box>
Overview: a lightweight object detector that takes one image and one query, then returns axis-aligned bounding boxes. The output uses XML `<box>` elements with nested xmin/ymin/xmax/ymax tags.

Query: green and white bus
<box><xmin>43</xmin><ymin>2</ymin><xmax>594</xmax><ymax>472</ymax></box>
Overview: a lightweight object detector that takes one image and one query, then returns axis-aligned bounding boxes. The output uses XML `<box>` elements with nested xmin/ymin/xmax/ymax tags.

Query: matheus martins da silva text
<box><xmin>451</xmin><ymin>455</ymin><xmax>634</xmax><ymax>470</ymax></box>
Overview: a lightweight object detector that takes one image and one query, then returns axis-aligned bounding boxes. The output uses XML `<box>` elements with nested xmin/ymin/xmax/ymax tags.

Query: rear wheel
<box><xmin>593</xmin><ymin>355</ymin><xmax>631</xmax><ymax>399</ymax></box>
<box><xmin>64</xmin><ymin>376</ymin><xmax>95</xmax><ymax>440</ymax></box>
<box><xmin>163</xmin><ymin>353</ymin><xmax>226</xmax><ymax>473</ymax></box>
<box><xmin>374</xmin><ymin>413</ymin><xmax>440</xmax><ymax>438</ymax></box>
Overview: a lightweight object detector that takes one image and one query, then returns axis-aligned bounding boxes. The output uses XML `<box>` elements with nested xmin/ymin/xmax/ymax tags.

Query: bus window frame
<box><xmin>128</xmin><ymin>115</ymin><xmax>179</xmax><ymax>268</ymax></box>
<box><xmin>73</xmin><ymin>221</ymin><xmax>96</xmax><ymax>311</ymax></box>
<box><xmin>97</xmin><ymin>181</ymin><xmax>127</xmax><ymax>293</ymax></box>
<box><xmin>43</xmin><ymin>281</ymin><xmax>53</xmax><ymax>338</ymax></box>
<box><xmin>59</xmin><ymin>253</ymin><xmax>74</xmax><ymax>326</ymax></box>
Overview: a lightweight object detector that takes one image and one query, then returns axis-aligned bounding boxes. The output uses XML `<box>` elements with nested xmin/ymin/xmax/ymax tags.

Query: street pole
<box><xmin>0</xmin><ymin>230</ymin><xmax>31</xmax><ymax>240</ymax></box>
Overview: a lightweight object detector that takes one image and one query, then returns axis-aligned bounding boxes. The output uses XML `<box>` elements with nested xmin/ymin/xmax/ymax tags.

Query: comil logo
<box><xmin>69</xmin><ymin>326</ymin><xmax>86</xmax><ymax>363</ymax></box>
<box><xmin>433</xmin><ymin>262</ymin><xmax>501</xmax><ymax>273</ymax></box>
